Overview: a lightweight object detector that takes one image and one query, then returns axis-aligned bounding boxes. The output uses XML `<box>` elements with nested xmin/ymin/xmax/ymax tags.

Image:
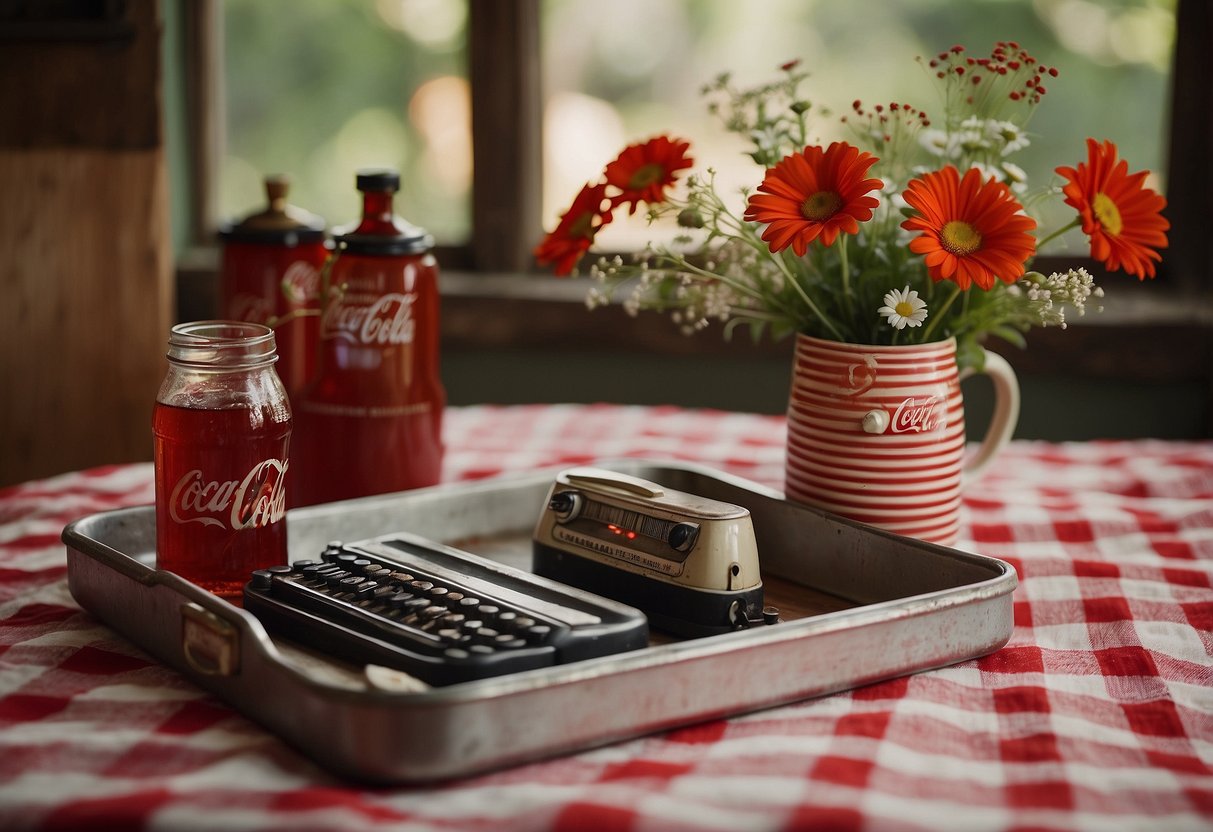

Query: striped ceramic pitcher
<box><xmin>785</xmin><ymin>334</ymin><xmax>1019</xmax><ymax>546</ymax></box>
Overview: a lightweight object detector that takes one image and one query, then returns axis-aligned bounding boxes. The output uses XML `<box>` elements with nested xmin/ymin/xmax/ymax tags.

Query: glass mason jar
<box><xmin>218</xmin><ymin>175</ymin><xmax>328</xmax><ymax>401</ymax></box>
<box><xmin>291</xmin><ymin>169</ymin><xmax>445</xmax><ymax>507</ymax></box>
<box><xmin>153</xmin><ymin>321</ymin><xmax>292</xmax><ymax>601</ymax></box>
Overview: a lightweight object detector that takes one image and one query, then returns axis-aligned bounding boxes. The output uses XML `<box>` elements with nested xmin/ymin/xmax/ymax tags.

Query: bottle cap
<box><xmin>218</xmin><ymin>175</ymin><xmax>326</xmax><ymax>246</ymax></box>
<box><xmin>335</xmin><ymin>167</ymin><xmax>433</xmax><ymax>256</ymax></box>
<box><xmin>355</xmin><ymin>169</ymin><xmax>401</xmax><ymax>192</ymax></box>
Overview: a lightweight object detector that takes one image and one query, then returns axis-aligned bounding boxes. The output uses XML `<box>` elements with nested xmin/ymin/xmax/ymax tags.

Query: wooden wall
<box><xmin>0</xmin><ymin>1</ymin><xmax>172</xmax><ymax>487</ymax></box>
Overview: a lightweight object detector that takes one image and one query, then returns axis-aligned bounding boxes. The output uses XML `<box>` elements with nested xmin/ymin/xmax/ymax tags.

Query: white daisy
<box><xmin>878</xmin><ymin>285</ymin><xmax>928</xmax><ymax>330</ymax></box>
<box><xmin>985</xmin><ymin>119</ymin><xmax>1030</xmax><ymax>155</ymax></box>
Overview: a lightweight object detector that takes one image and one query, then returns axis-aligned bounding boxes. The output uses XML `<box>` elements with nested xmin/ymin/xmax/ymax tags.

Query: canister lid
<box><xmin>218</xmin><ymin>175</ymin><xmax>326</xmax><ymax>246</ymax></box>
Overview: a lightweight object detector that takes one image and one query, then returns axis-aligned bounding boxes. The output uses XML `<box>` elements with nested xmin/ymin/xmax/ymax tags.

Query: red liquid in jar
<box><xmin>153</xmin><ymin>401</ymin><xmax>291</xmax><ymax>601</ymax></box>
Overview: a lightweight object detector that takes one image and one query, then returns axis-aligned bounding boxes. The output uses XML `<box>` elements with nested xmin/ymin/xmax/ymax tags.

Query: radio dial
<box><xmin>667</xmin><ymin>522</ymin><xmax>699</xmax><ymax>552</ymax></box>
<box><xmin>549</xmin><ymin>491</ymin><xmax>582</xmax><ymax>522</ymax></box>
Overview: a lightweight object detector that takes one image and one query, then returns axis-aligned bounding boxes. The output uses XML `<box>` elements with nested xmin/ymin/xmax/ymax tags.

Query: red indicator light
<box><xmin>626</xmin><ymin>531</ymin><xmax>637</xmax><ymax>539</ymax></box>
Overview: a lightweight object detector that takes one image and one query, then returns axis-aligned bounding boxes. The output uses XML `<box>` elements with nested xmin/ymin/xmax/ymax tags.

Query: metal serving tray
<box><xmin>62</xmin><ymin>461</ymin><xmax>1016</xmax><ymax>784</ymax></box>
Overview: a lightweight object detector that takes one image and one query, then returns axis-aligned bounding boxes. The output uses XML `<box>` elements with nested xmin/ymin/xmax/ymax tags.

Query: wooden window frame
<box><xmin>180</xmin><ymin>0</ymin><xmax>1212</xmax><ymax>433</ymax></box>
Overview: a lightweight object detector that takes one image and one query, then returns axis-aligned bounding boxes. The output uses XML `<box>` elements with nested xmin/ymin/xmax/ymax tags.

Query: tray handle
<box><xmin>181</xmin><ymin>602</ymin><xmax>242</xmax><ymax>676</ymax></box>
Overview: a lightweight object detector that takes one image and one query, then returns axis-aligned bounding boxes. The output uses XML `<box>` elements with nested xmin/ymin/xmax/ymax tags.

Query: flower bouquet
<box><xmin>534</xmin><ymin>43</ymin><xmax>1169</xmax><ymax>371</ymax></box>
<box><xmin>534</xmin><ymin>43</ymin><xmax>1170</xmax><ymax>545</ymax></box>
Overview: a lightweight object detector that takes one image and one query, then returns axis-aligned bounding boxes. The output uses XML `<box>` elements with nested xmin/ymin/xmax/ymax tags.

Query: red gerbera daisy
<box><xmin>901</xmin><ymin>166</ymin><xmax>1036</xmax><ymax>290</ymax></box>
<box><xmin>1055</xmin><ymin>138</ymin><xmax>1169</xmax><ymax>280</ymax></box>
<box><xmin>533</xmin><ymin>182</ymin><xmax>612</xmax><ymax>276</ymax></box>
<box><xmin>743</xmin><ymin>142</ymin><xmax>883</xmax><ymax>256</ymax></box>
<box><xmin>604</xmin><ymin>135</ymin><xmax>694</xmax><ymax>214</ymax></box>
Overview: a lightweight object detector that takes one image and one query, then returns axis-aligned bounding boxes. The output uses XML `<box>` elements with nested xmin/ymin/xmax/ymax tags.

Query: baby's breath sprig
<box><xmin>703</xmin><ymin>59</ymin><xmax>822</xmax><ymax>168</ymax></box>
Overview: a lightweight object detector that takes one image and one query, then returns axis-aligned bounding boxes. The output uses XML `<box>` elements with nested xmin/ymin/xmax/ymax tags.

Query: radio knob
<box><xmin>667</xmin><ymin>522</ymin><xmax>699</xmax><ymax>552</ymax></box>
<box><xmin>548</xmin><ymin>491</ymin><xmax>582</xmax><ymax>521</ymax></box>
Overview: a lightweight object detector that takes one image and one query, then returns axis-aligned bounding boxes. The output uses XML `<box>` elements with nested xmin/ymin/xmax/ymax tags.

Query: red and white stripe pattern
<box><xmin>786</xmin><ymin>334</ymin><xmax>966</xmax><ymax>544</ymax></box>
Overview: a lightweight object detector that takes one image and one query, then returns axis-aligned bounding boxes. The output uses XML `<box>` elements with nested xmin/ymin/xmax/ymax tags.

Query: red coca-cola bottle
<box><xmin>218</xmin><ymin>175</ymin><xmax>328</xmax><ymax>400</ymax></box>
<box><xmin>153</xmin><ymin>322</ymin><xmax>292</xmax><ymax>601</ymax></box>
<box><xmin>291</xmin><ymin>169</ymin><xmax>445</xmax><ymax>507</ymax></box>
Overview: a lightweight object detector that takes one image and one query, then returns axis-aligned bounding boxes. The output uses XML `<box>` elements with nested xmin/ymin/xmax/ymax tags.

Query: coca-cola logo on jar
<box><xmin>169</xmin><ymin>458</ymin><xmax>288</xmax><ymax>530</ymax></box>
<box><xmin>890</xmin><ymin>396</ymin><xmax>948</xmax><ymax>434</ymax></box>
<box><xmin>280</xmin><ymin>261</ymin><xmax>321</xmax><ymax>305</ymax></box>
<box><xmin>321</xmin><ymin>292</ymin><xmax>417</xmax><ymax>345</ymax></box>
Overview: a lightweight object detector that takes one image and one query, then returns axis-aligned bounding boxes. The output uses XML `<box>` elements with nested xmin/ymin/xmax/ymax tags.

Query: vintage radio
<box><xmin>532</xmin><ymin>467</ymin><xmax>774</xmax><ymax>637</ymax></box>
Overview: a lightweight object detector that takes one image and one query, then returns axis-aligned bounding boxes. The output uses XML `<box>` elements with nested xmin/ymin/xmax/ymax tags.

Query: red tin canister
<box><xmin>290</xmin><ymin>169</ymin><xmax>445</xmax><ymax>507</ymax></box>
<box><xmin>218</xmin><ymin>176</ymin><xmax>328</xmax><ymax>400</ymax></box>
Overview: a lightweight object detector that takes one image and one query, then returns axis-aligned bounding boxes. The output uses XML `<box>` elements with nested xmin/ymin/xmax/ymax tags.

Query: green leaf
<box><xmin>956</xmin><ymin>334</ymin><xmax>986</xmax><ymax>373</ymax></box>
<box><xmin>989</xmin><ymin>326</ymin><xmax>1027</xmax><ymax>350</ymax></box>
<box><xmin>770</xmin><ymin>319</ymin><xmax>797</xmax><ymax>341</ymax></box>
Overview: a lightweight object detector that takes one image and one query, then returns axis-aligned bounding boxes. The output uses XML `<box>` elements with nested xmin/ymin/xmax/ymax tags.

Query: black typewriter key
<box><xmin>325</xmin><ymin>570</ymin><xmax>352</xmax><ymax>588</ymax></box>
<box><xmin>389</xmin><ymin>571</ymin><xmax>414</xmax><ymax>583</ymax></box>
<box><xmin>410</xmin><ymin>580</ymin><xmax>434</xmax><ymax>592</ymax></box>
<box><xmin>396</xmin><ymin>596</ymin><xmax>430</xmax><ymax>613</ymax></box>
<box><xmin>469</xmin><ymin>644</ymin><xmax>494</xmax><ymax>655</ymax></box>
<box><xmin>250</xmin><ymin>569</ymin><xmax>273</xmax><ymax>591</ymax></box>
<box><xmin>351</xmin><ymin>558</ymin><xmax>373</xmax><ymax>572</ymax></box>
<box><xmin>523</xmin><ymin>624</ymin><xmax>552</xmax><ymax>642</ymax></box>
<box><xmin>445</xmin><ymin>591</ymin><xmax>464</xmax><ymax>602</ymax></box>
<box><xmin>373</xmin><ymin>585</ymin><xmax>397</xmax><ymax>600</ymax></box>
<box><xmin>458</xmin><ymin>597</ymin><xmax>480</xmax><ymax>611</ymax></box>
<box><xmin>472</xmin><ymin>627</ymin><xmax>499</xmax><ymax>644</ymax></box>
<box><xmin>496</xmin><ymin>636</ymin><xmax>527</xmax><ymax>649</ymax></box>
<box><xmin>429</xmin><ymin>586</ymin><xmax>449</xmax><ymax>600</ymax></box>
<box><xmin>477</xmin><ymin>604</ymin><xmax>499</xmax><ymax>620</ymax></box>
<box><xmin>339</xmin><ymin>576</ymin><xmax>364</xmax><ymax>589</ymax></box>
<box><xmin>497</xmin><ymin>611</ymin><xmax>518</xmax><ymax>627</ymax></box>
<box><xmin>335</xmin><ymin>554</ymin><xmax>359</xmax><ymax>566</ymax></box>
<box><xmin>419</xmin><ymin>606</ymin><xmax>446</xmax><ymax>620</ymax></box>
<box><xmin>292</xmin><ymin>559</ymin><xmax>318</xmax><ymax>569</ymax></box>
<box><xmin>353</xmin><ymin>581</ymin><xmax>378</xmax><ymax>599</ymax></box>
<box><xmin>436</xmin><ymin>628</ymin><xmax>462</xmax><ymax>641</ymax></box>
<box><xmin>461</xmin><ymin>620</ymin><xmax>483</xmax><ymax>632</ymax></box>
<box><xmin>440</xmin><ymin>612</ymin><xmax>466</xmax><ymax>627</ymax></box>
<box><xmin>443</xmin><ymin>647</ymin><xmax>469</xmax><ymax>660</ymax></box>
<box><xmin>512</xmin><ymin>616</ymin><xmax>536</xmax><ymax>630</ymax></box>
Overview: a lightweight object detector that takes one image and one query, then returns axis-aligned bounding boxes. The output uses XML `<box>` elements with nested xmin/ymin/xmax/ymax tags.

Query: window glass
<box><xmin>221</xmin><ymin>0</ymin><xmax>470</xmax><ymax>243</ymax></box>
<box><xmin>541</xmin><ymin>0</ymin><xmax>1174</xmax><ymax>251</ymax></box>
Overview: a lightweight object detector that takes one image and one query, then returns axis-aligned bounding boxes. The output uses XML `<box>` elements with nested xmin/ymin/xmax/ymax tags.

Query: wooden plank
<box><xmin>0</xmin><ymin>149</ymin><xmax>173</xmax><ymax>486</ymax></box>
<box><xmin>0</xmin><ymin>0</ymin><xmax>160</xmax><ymax>150</ymax></box>
<box><xmin>468</xmin><ymin>0</ymin><xmax>542</xmax><ymax>272</ymax></box>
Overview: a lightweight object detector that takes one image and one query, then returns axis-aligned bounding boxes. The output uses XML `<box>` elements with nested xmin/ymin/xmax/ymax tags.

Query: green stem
<box><xmin>920</xmin><ymin>283</ymin><xmax>962</xmax><ymax>342</ymax></box>
<box><xmin>839</xmin><ymin>235</ymin><xmax>853</xmax><ymax>319</ymax></box>
<box><xmin>665</xmin><ymin>258</ymin><xmax>769</xmax><ymax>304</ymax></box>
<box><xmin>772</xmin><ymin>251</ymin><xmax>845</xmax><ymax>341</ymax></box>
<box><xmin>1035</xmin><ymin>217</ymin><xmax>1081</xmax><ymax>252</ymax></box>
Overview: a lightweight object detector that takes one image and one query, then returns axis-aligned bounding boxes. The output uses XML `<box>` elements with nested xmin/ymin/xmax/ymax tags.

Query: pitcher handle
<box><xmin>959</xmin><ymin>349</ymin><xmax>1020</xmax><ymax>482</ymax></box>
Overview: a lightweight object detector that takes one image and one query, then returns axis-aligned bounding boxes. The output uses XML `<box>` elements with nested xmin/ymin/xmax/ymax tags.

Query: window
<box><xmin>179</xmin><ymin>0</ymin><xmax>1211</xmax><ymax>434</ymax></box>
<box><xmin>197</xmin><ymin>0</ymin><xmax>1202</xmax><ymax>286</ymax></box>
<box><xmin>220</xmin><ymin>0</ymin><xmax>470</xmax><ymax>243</ymax></box>
<box><xmin>540</xmin><ymin>0</ymin><xmax>1176</xmax><ymax>254</ymax></box>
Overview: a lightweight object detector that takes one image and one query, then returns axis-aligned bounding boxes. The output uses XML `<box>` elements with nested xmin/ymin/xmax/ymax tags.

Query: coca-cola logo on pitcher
<box><xmin>169</xmin><ymin>459</ymin><xmax>288</xmax><ymax>530</ymax></box>
<box><xmin>322</xmin><ymin>292</ymin><xmax>417</xmax><ymax>346</ymax></box>
<box><xmin>891</xmin><ymin>396</ymin><xmax>948</xmax><ymax>434</ymax></box>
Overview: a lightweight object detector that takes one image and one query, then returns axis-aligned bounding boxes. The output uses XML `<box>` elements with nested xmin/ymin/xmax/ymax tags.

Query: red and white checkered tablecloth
<box><xmin>1</xmin><ymin>403</ymin><xmax>1210</xmax><ymax>831</ymax></box>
